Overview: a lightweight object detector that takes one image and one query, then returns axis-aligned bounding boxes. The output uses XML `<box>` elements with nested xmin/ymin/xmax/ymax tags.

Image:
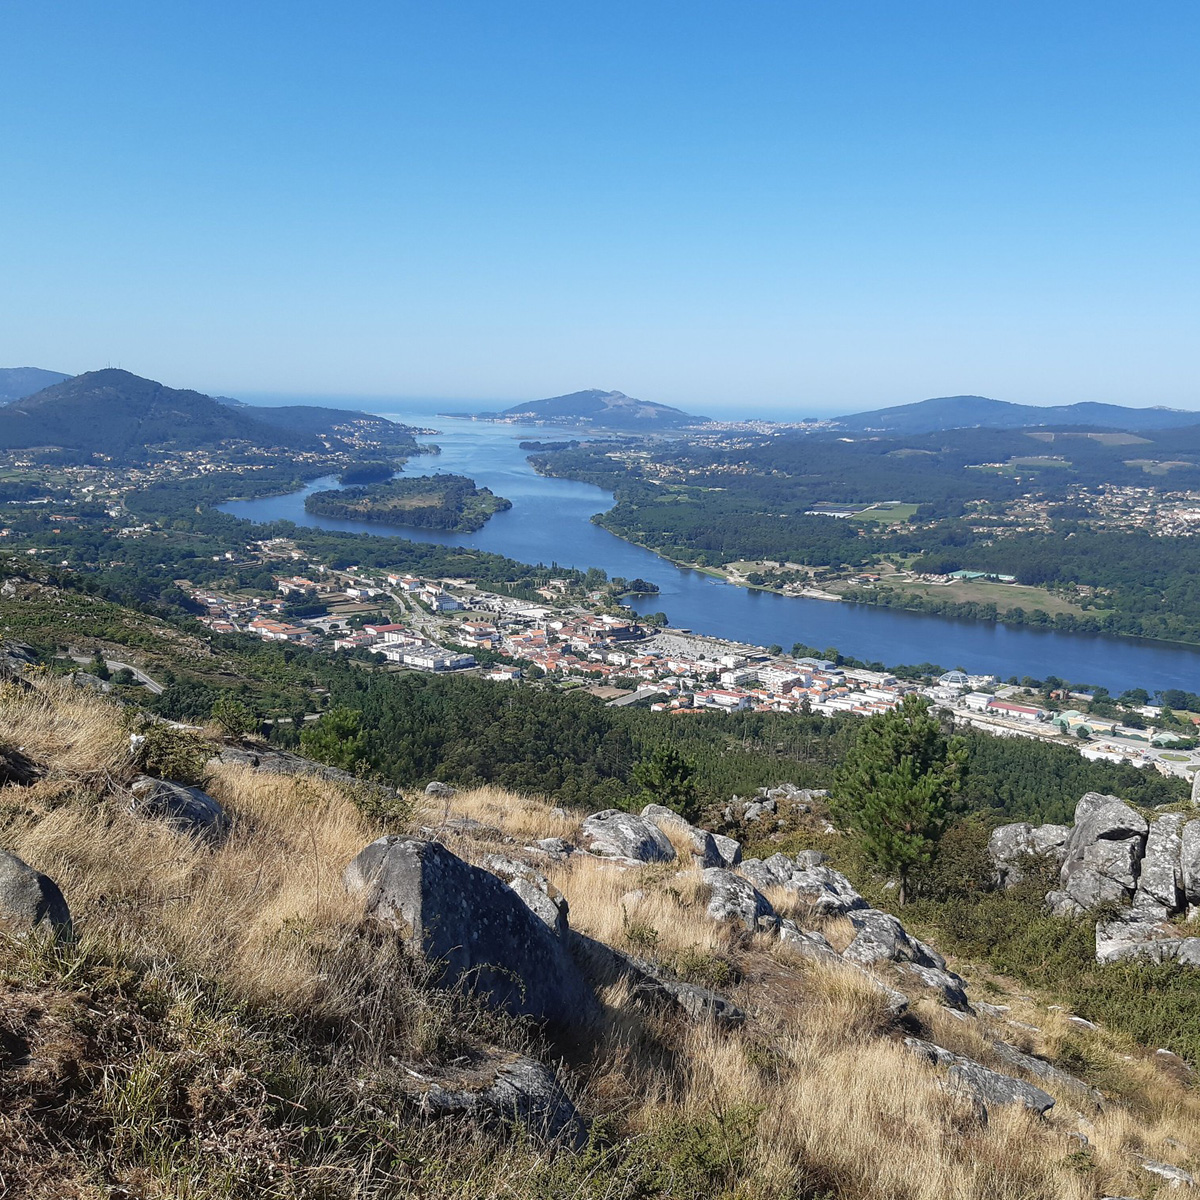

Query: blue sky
<box><xmin>1</xmin><ymin>2</ymin><xmax>1197</xmax><ymax>417</ymax></box>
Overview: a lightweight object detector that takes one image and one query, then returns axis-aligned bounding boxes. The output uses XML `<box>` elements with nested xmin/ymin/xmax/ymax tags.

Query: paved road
<box><xmin>64</xmin><ymin>651</ymin><xmax>164</xmax><ymax>694</ymax></box>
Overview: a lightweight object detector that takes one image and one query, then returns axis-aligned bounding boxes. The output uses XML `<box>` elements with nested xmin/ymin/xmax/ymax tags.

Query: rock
<box><xmin>843</xmin><ymin>908</ymin><xmax>941</xmax><ymax>968</ymax></box>
<box><xmin>974</xmin><ymin>1002</ymin><xmax>1010</xmax><ymax>1018</ymax></box>
<box><xmin>1046</xmin><ymin>890</ymin><xmax>1085</xmax><ymax>918</ymax></box>
<box><xmin>344</xmin><ymin>837</ymin><xmax>596</xmax><ymax>1027</ymax></box>
<box><xmin>0</xmin><ymin>850</ymin><xmax>71</xmax><ymax>938</ymax></box>
<box><xmin>481</xmin><ymin>855</ymin><xmax>572</xmax><ymax>941</ymax></box>
<box><xmin>778</xmin><ymin>920</ymin><xmax>842</xmax><ymax>965</ymax></box>
<box><xmin>904</xmin><ymin>1038</ymin><xmax>1055</xmax><ymax>1115</ymax></box>
<box><xmin>701</xmin><ymin>867</ymin><xmax>776</xmax><ymax>931</ymax></box>
<box><xmin>529</xmin><ymin>837</ymin><xmax>574</xmax><ymax>861</ymax></box>
<box><xmin>580</xmin><ymin>810</ymin><xmax>675</xmax><ymax>863</ymax></box>
<box><xmin>1134</xmin><ymin>814</ymin><xmax>1185</xmax><ymax>913</ymax></box>
<box><xmin>1059</xmin><ymin>794</ymin><xmax>1148</xmax><ymax>909</ymax></box>
<box><xmin>211</xmin><ymin>745</ymin><xmax>404</xmax><ymax>807</ymax></box>
<box><xmin>1066</xmin><ymin>1015</ymin><xmax>1098</xmax><ymax>1031</ymax></box>
<box><xmin>710</xmin><ymin>832</ymin><xmax>743</xmax><ymax>867</ymax></box>
<box><xmin>1141</xmin><ymin>1160</ymin><xmax>1195</xmax><ymax>1188</ymax></box>
<box><xmin>737</xmin><ymin>856</ymin><xmax>866</xmax><ymax>916</ymax></box>
<box><xmin>794</xmin><ymin>849</ymin><xmax>827</xmax><ymax>868</ymax></box>
<box><xmin>988</xmin><ymin>822</ymin><xmax>1035</xmax><ymax>887</ymax></box>
<box><xmin>129</xmin><ymin>776</ymin><xmax>228</xmax><ymax>842</ymax></box>
<box><xmin>72</xmin><ymin>671</ymin><xmax>112</xmax><ymax>693</ymax></box>
<box><xmin>1155</xmin><ymin>1047</ymin><xmax>1192</xmax><ymax>1073</ymax></box>
<box><xmin>899</xmin><ymin>963</ymin><xmax>970</xmax><ymax>1011</ymax></box>
<box><xmin>409</xmin><ymin>1051</ymin><xmax>588</xmax><ymax>1149</ymax></box>
<box><xmin>990</xmin><ymin>1041</ymin><xmax>1103</xmax><ymax>1105</ymax></box>
<box><xmin>1181</xmin><ymin>820</ymin><xmax>1200</xmax><ymax>906</ymax></box>
<box><xmin>742</xmin><ymin>802</ymin><xmax>769</xmax><ymax>823</ymax></box>
<box><xmin>425</xmin><ymin>780</ymin><xmax>457</xmax><ymax>799</ymax></box>
<box><xmin>641</xmin><ymin>804</ymin><xmax>722</xmax><ymax>867</ymax></box>
<box><xmin>574</xmin><ymin>936</ymin><xmax>745</xmax><ymax>1026</ymax></box>
<box><xmin>1091</xmin><ymin>910</ymin><xmax>1200</xmax><ymax>965</ymax></box>
<box><xmin>0</xmin><ymin>746</ymin><xmax>43</xmax><ymax>787</ymax></box>
<box><xmin>1032</xmin><ymin>824</ymin><xmax>1072</xmax><ymax>859</ymax></box>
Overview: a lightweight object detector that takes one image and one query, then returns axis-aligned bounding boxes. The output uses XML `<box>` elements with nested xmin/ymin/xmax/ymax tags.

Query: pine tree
<box><xmin>632</xmin><ymin>744</ymin><xmax>700</xmax><ymax>823</ymax></box>
<box><xmin>830</xmin><ymin>695</ymin><xmax>966</xmax><ymax>904</ymax></box>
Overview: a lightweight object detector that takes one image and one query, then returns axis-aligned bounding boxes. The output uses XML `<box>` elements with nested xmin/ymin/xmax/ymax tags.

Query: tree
<box><xmin>89</xmin><ymin>650</ymin><xmax>110</xmax><ymax>681</ymax></box>
<box><xmin>830</xmin><ymin>695</ymin><xmax>966</xmax><ymax>904</ymax></box>
<box><xmin>632</xmin><ymin>743</ymin><xmax>700</xmax><ymax>824</ymax></box>
<box><xmin>301</xmin><ymin>706</ymin><xmax>368</xmax><ymax>771</ymax></box>
<box><xmin>211</xmin><ymin>696</ymin><xmax>257</xmax><ymax>740</ymax></box>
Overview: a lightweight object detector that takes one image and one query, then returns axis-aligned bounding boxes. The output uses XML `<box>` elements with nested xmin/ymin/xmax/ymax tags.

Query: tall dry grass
<box><xmin>4</xmin><ymin>679</ymin><xmax>1200</xmax><ymax>1198</ymax></box>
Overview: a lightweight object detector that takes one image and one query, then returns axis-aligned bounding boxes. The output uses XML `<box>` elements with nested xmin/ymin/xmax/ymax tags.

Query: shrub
<box><xmin>130</xmin><ymin>720</ymin><xmax>211</xmax><ymax>786</ymax></box>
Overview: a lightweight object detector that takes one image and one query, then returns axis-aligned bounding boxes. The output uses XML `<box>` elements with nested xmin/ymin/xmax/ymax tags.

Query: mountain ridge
<box><xmin>831</xmin><ymin>394</ymin><xmax>1200</xmax><ymax>435</ymax></box>
<box><xmin>0</xmin><ymin>367</ymin><xmax>71</xmax><ymax>404</ymax></box>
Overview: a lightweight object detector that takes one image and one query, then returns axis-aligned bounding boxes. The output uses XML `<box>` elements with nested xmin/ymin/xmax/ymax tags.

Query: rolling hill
<box><xmin>462</xmin><ymin>388</ymin><xmax>707</xmax><ymax>429</ymax></box>
<box><xmin>832</xmin><ymin>394</ymin><xmax>1200</xmax><ymax>435</ymax></box>
<box><xmin>0</xmin><ymin>370</ymin><xmax>420</xmax><ymax>462</ymax></box>
<box><xmin>0</xmin><ymin>367</ymin><xmax>71</xmax><ymax>404</ymax></box>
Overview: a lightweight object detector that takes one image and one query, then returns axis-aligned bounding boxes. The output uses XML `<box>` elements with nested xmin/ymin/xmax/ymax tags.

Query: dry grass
<box><xmin>5</xmin><ymin>678</ymin><xmax>1200</xmax><ymax>1199</ymax></box>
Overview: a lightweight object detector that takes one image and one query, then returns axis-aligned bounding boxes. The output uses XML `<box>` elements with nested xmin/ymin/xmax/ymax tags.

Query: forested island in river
<box><xmin>303</xmin><ymin>473</ymin><xmax>512</xmax><ymax>532</ymax></box>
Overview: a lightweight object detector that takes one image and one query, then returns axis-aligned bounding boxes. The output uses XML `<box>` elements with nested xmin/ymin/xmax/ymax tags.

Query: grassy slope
<box><xmin>3</xmin><ymin>682</ymin><xmax>1200</xmax><ymax>1198</ymax></box>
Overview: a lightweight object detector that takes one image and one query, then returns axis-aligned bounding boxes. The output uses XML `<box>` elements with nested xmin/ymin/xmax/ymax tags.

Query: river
<box><xmin>221</xmin><ymin>407</ymin><xmax>1200</xmax><ymax>696</ymax></box>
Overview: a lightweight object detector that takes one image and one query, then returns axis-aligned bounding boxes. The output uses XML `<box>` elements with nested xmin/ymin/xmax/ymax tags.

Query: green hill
<box><xmin>462</xmin><ymin>388</ymin><xmax>707</xmax><ymax>429</ymax></box>
<box><xmin>0</xmin><ymin>366</ymin><xmax>71</xmax><ymax>403</ymax></box>
<box><xmin>0</xmin><ymin>369</ymin><xmax>416</xmax><ymax>461</ymax></box>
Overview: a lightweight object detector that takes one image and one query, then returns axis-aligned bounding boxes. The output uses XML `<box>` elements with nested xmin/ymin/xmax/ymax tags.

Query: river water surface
<box><xmin>221</xmin><ymin>409</ymin><xmax>1200</xmax><ymax>696</ymax></box>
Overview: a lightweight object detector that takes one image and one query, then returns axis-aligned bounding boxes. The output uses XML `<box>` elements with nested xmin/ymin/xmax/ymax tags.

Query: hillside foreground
<box><xmin>2</xmin><ymin>679</ymin><xmax>1200</xmax><ymax>1199</ymax></box>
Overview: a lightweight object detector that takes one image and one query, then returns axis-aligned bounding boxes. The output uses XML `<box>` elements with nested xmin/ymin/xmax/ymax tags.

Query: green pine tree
<box><xmin>300</xmin><ymin>706</ymin><xmax>368</xmax><ymax>772</ymax></box>
<box><xmin>830</xmin><ymin>695</ymin><xmax>966</xmax><ymax>904</ymax></box>
<box><xmin>632</xmin><ymin>743</ymin><xmax>700</xmax><ymax>823</ymax></box>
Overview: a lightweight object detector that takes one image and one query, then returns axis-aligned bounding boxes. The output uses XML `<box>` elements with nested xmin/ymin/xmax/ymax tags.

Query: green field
<box><xmin>856</xmin><ymin>575</ymin><xmax>1093</xmax><ymax>617</ymax></box>
<box><xmin>847</xmin><ymin>502</ymin><xmax>918</xmax><ymax>523</ymax></box>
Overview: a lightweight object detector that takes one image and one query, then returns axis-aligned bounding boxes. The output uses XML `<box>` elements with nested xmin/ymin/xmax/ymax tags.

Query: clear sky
<box><xmin>2</xmin><ymin>1</ymin><xmax>1197</xmax><ymax>417</ymax></box>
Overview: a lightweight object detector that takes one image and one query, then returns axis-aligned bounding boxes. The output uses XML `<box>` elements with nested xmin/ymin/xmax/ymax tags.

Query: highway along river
<box><xmin>221</xmin><ymin>408</ymin><xmax>1200</xmax><ymax>696</ymax></box>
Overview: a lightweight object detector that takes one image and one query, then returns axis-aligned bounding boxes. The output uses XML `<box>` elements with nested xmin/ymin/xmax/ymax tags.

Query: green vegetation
<box><xmin>631</xmin><ymin>744</ymin><xmax>700</xmax><ymax>822</ymax></box>
<box><xmin>304</xmin><ymin>473</ymin><xmax>512</xmax><ymax>532</ymax></box>
<box><xmin>831</xmin><ymin>696</ymin><xmax>966</xmax><ymax>904</ymax></box>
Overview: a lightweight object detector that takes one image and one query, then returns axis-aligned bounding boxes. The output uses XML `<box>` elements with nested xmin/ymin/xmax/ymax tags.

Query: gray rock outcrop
<box><xmin>701</xmin><ymin>867</ymin><xmax>776</xmax><ymax>931</ymax></box>
<box><xmin>480</xmin><ymin>854</ymin><xmax>571</xmax><ymax>940</ymax></box>
<box><xmin>425</xmin><ymin>780</ymin><xmax>457</xmax><ymax>799</ymax></box>
<box><xmin>737</xmin><ymin>855</ymin><xmax>866</xmax><ymax>916</ymax></box>
<box><xmin>0</xmin><ymin>849</ymin><xmax>71</xmax><ymax>937</ymax></box>
<box><xmin>1133</xmin><ymin>814</ymin><xmax>1185</xmax><ymax>913</ymax></box>
<box><xmin>129</xmin><ymin>776</ymin><xmax>228</xmax><ymax>842</ymax></box>
<box><xmin>641</xmin><ymin>804</ymin><xmax>722</xmax><ymax>867</ymax></box>
<box><xmin>904</xmin><ymin>1037</ymin><xmax>1055</xmax><ymax>1115</ymax></box>
<box><xmin>344</xmin><ymin>836</ymin><xmax>596</xmax><ymax>1026</ymax></box>
<box><xmin>580</xmin><ymin>810</ymin><xmax>675</xmax><ymax>863</ymax></box>
<box><xmin>1181</xmin><ymin>820</ymin><xmax>1200</xmax><ymax>907</ymax></box>
<box><xmin>408</xmin><ymin>1052</ymin><xmax>588</xmax><ymax>1149</ymax></box>
<box><xmin>1059</xmin><ymin>793</ymin><xmax>1147</xmax><ymax>909</ymax></box>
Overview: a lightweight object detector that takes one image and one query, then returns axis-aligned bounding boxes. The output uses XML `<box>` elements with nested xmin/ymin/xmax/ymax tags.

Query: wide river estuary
<box><xmin>223</xmin><ymin>409</ymin><xmax>1200</xmax><ymax>697</ymax></box>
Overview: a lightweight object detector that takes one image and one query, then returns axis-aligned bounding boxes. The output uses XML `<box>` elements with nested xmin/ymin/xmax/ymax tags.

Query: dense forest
<box><xmin>531</xmin><ymin>426</ymin><xmax>1200</xmax><ymax>643</ymax></box>
<box><xmin>274</xmin><ymin>666</ymin><xmax>1186</xmax><ymax>821</ymax></box>
<box><xmin>304</xmin><ymin>474</ymin><xmax>511</xmax><ymax>531</ymax></box>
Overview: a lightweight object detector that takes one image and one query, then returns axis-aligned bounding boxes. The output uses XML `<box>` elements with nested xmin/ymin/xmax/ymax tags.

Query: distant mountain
<box><xmin>831</xmin><ymin>394</ymin><xmax>1200</xmax><ymax>435</ymax></box>
<box><xmin>0</xmin><ymin>369</ymin><xmax>332</xmax><ymax>461</ymax></box>
<box><xmin>0</xmin><ymin>367</ymin><xmax>71</xmax><ymax>404</ymax></box>
<box><xmin>459</xmin><ymin>389</ymin><xmax>706</xmax><ymax>429</ymax></box>
<box><xmin>215</xmin><ymin>396</ymin><xmax>417</xmax><ymax>446</ymax></box>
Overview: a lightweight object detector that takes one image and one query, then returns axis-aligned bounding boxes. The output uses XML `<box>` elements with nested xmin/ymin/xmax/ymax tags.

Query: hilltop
<box><xmin>4</xmin><ymin>668</ymin><xmax>1200</xmax><ymax>1199</ymax></box>
<box><xmin>0</xmin><ymin>366</ymin><xmax>71</xmax><ymax>403</ymax></box>
<box><xmin>831</xmin><ymin>393</ymin><xmax>1200</xmax><ymax>435</ymax></box>
<box><xmin>459</xmin><ymin>388</ymin><xmax>707</xmax><ymax>429</ymax></box>
<box><xmin>0</xmin><ymin>369</ymin><xmax>417</xmax><ymax>462</ymax></box>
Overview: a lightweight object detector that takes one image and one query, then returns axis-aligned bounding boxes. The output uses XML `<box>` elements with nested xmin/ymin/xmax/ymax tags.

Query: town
<box><xmin>180</xmin><ymin>536</ymin><xmax>1200</xmax><ymax>783</ymax></box>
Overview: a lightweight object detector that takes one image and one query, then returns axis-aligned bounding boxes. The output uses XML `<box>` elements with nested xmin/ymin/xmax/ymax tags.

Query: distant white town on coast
<box><xmin>184</xmin><ymin>537</ymin><xmax>1200</xmax><ymax>784</ymax></box>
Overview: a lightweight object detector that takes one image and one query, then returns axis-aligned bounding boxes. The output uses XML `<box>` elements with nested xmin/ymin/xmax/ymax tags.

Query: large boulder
<box><xmin>989</xmin><ymin>822</ymin><xmax>1072</xmax><ymax>888</ymax></box>
<box><xmin>843</xmin><ymin>908</ymin><xmax>942</xmax><ymax>970</ymax></box>
<box><xmin>1091</xmin><ymin>909</ymin><xmax>1200</xmax><ymax>965</ymax></box>
<box><xmin>641</xmin><ymin>804</ymin><xmax>722</xmax><ymax>867</ymax></box>
<box><xmin>0</xmin><ymin>850</ymin><xmax>71</xmax><ymax>937</ymax></box>
<box><xmin>1058</xmin><ymin>794</ymin><xmax>1148</xmax><ymax>909</ymax></box>
<box><xmin>1134</xmin><ymin>813</ymin><xmax>1185</xmax><ymax>914</ymax></box>
<box><xmin>700</xmin><ymin>867</ymin><xmax>776</xmax><ymax>931</ymax></box>
<box><xmin>1181</xmin><ymin>820</ymin><xmax>1200</xmax><ymax>907</ymax></box>
<box><xmin>710</xmin><ymin>832</ymin><xmax>743</xmax><ymax>867</ymax></box>
<box><xmin>480</xmin><ymin>854</ymin><xmax>571</xmax><ymax>940</ymax></box>
<box><xmin>580</xmin><ymin>810</ymin><xmax>675</xmax><ymax>863</ymax></box>
<box><xmin>425</xmin><ymin>781</ymin><xmax>456</xmax><ymax>799</ymax></box>
<box><xmin>130</xmin><ymin>776</ymin><xmax>228</xmax><ymax>842</ymax></box>
<box><xmin>344</xmin><ymin>837</ymin><xmax>596</xmax><ymax>1027</ymax></box>
<box><xmin>408</xmin><ymin>1051</ymin><xmax>588</xmax><ymax>1149</ymax></box>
